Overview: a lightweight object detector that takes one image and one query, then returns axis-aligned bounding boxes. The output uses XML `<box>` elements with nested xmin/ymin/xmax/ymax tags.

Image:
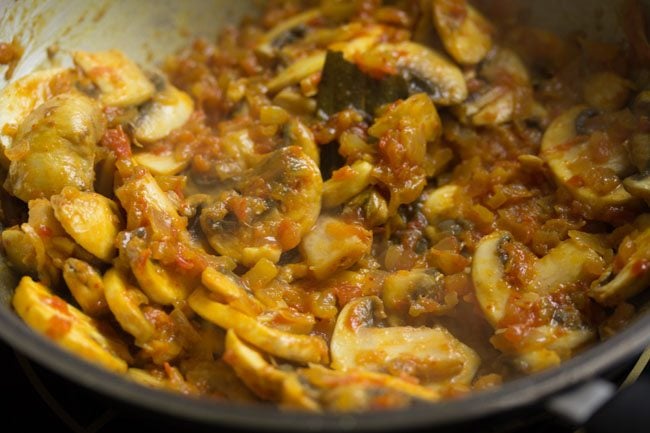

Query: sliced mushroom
<box><xmin>511</xmin><ymin>325</ymin><xmax>595</xmax><ymax>373</ymax></box>
<box><xmin>473</xmin><ymin>231</ymin><xmax>601</xmax><ymax>372</ymax></box>
<box><xmin>4</xmin><ymin>92</ymin><xmax>106</xmax><ymax>202</ymax></box>
<box><xmin>132</xmin><ymin>151</ymin><xmax>190</xmax><ymax>176</ymax></box>
<box><xmin>452</xmin><ymin>86</ymin><xmax>514</xmax><ymax>126</ymax></box>
<box><xmin>133</xmin><ymin>81</ymin><xmax>194</xmax><ymax>143</ymax></box>
<box><xmin>452</xmin><ymin>48</ymin><xmax>538</xmax><ymax>127</ymax></box>
<box><xmin>201</xmin><ymin>266</ymin><xmax>264</xmax><ymax>317</ymax></box>
<box><xmin>257</xmin><ymin>299</ymin><xmax>317</xmax><ymax>335</ymax></box>
<box><xmin>300</xmin><ymin>216</ymin><xmax>373</xmax><ymax>280</ymax></box>
<box><xmin>1</xmin><ymin>226</ymin><xmax>38</xmax><ymax>277</ymax></box>
<box><xmin>623</xmin><ymin>172</ymin><xmax>650</xmax><ymax>203</ymax></box>
<box><xmin>1</xmin><ymin>199</ymin><xmax>73</xmax><ymax>286</ymax></box>
<box><xmin>284</xmin><ymin>118</ymin><xmax>319</xmax><ymax>165</ymax></box>
<box><xmin>73</xmin><ymin>49</ymin><xmax>155</xmax><ymax>107</ymax></box>
<box><xmin>121</xmin><ymin>234</ymin><xmax>194</xmax><ymax>305</ymax></box>
<box><xmin>188</xmin><ymin>288</ymin><xmax>329</xmax><ymax>364</ymax></box>
<box><xmin>322</xmin><ymin>160</ymin><xmax>374</xmax><ymax>208</ymax></box>
<box><xmin>265</xmin><ymin>51</ymin><xmax>326</xmax><ymax>95</ymax></box>
<box><xmin>299</xmin><ymin>364</ymin><xmax>440</xmax><ymax>410</ymax></box>
<box><xmin>114</xmin><ymin>167</ymin><xmax>201</xmax><ymax>304</ymax></box>
<box><xmin>432</xmin><ymin>0</ymin><xmax>493</xmax><ymax>65</ymax></box>
<box><xmin>479</xmin><ymin>48</ymin><xmax>530</xmax><ymax>85</ymax></box>
<box><xmin>12</xmin><ymin>276</ymin><xmax>128</xmax><ymax>372</ymax></box>
<box><xmin>202</xmin><ymin>266</ymin><xmax>315</xmax><ymax>335</ymax></box>
<box><xmin>0</xmin><ymin>68</ymin><xmax>73</xmax><ymax>154</ymax></box>
<box><xmin>330</xmin><ymin>296</ymin><xmax>479</xmax><ymax>388</ymax></box>
<box><xmin>255</xmin><ymin>9</ymin><xmax>321</xmax><ymax>58</ymax></box>
<box><xmin>273</xmin><ymin>87</ymin><xmax>317</xmax><ymax>116</ymax></box>
<box><xmin>540</xmin><ymin>105</ymin><xmax>638</xmax><ymax>215</ymax></box>
<box><xmin>473</xmin><ymin>90</ymin><xmax>517</xmax><ymax>126</ymax></box>
<box><xmin>51</xmin><ymin>187</ymin><xmax>122</xmax><ymax>262</ymax></box>
<box><xmin>357</xmin><ymin>41</ymin><xmax>467</xmax><ymax>105</ymax></box>
<box><xmin>106</xmin><ymin>268</ymin><xmax>194</xmax><ymax>365</ymax></box>
<box><xmin>529</xmin><ymin>236</ymin><xmax>606</xmax><ymax>295</ymax></box>
<box><xmin>473</xmin><ymin>231</ymin><xmax>604</xmax><ymax>326</ymax></box>
<box><xmin>127</xmin><ymin>367</ymin><xmax>197</xmax><ymax>394</ymax></box>
<box><xmin>103</xmin><ymin>268</ymin><xmax>155</xmax><ymax>345</ymax></box>
<box><xmin>115</xmin><ymin>170</ymin><xmax>187</xmax><ymax>235</ymax></box>
<box><xmin>62</xmin><ymin>258</ymin><xmax>108</xmax><ymax>317</ymax></box>
<box><xmin>590</xmin><ymin>214</ymin><xmax>650</xmax><ymax>306</ymax></box>
<box><xmin>383</xmin><ymin>269</ymin><xmax>456</xmax><ymax>319</ymax></box>
<box><xmin>200</xmin><ymin>146</ymin><xmax>322</xmax><ymax>267</ymax></box>
<box><xmin>223</xmin><ymin>330</ymin><xmax>319</xmax><ymax>410</ymax></box>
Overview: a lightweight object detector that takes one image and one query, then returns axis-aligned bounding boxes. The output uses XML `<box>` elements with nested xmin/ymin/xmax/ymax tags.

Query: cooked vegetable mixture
<box><xmin>1</xmin><ymin>0</ymin><xmax>650</xmax><ymax>411</ymax></box>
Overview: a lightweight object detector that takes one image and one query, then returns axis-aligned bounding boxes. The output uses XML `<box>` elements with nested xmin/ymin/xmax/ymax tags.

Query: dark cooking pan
<box><xmin>0</xmin><ymin>0</ymin><xmax>649</xmax><ymax>431</ymax></box>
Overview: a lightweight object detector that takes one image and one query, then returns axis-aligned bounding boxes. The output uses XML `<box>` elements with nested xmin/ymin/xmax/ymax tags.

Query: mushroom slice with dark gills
<box><xmin>382</xmin><ymin>268</ymin><xmax>457</xmax><ymax>322</ymax></box>
<box><xmin>330</xmin><ymin>296</ymin><xmax>479</xmax><ymax>390</ymax></box>
<box><xmin>200</xmin><ymin>146</ymin><xmax>322</xmax><ymax>267</ymax></box>
<box><xmin>132</xmin><ymin>77</ymin><xmax>194</xmax><ymax>145</ymax></box>
<box><xmin>130</xmin><ymin>79</ymin><xmax>195</xmax><ymax>175</ymax></box>
<box><xmin>62</xmin><ymin>258</ymin><xmax>108</xmax><ymax>317</ymax></box>
<box><xmin>452</xmin><ymin>48</ymin><xmax>545</xmax><ymax>127</ymax></box>
<box><xmin>73</xmin><ymin>49</ymin><xmax>155</xmax><ymax>108</ymax></box>
<box><xmin>540</xmin><ymin>106</ymin><xmax>639</xmax><ymax>220</ymax></box>
<box><xmin>104</xmin><ymin>268</ymin><xmax>193</xmax><ymax>365</ymax></box>
<box><xmin>590</xmin><ymin>214</ymin><xmax>650</xmax><ymax>306</ymax></box>
<box><xmin>472</xmin><ymin>231</ymin><xmax>606</xmax><ymax>373</ymax></box>
<box><xmin>223</xmin><ymin>329</ymin><xmax>320</xmax><ymax>410</ymax></box>
<box><xmin>255</xmin><ymin>8</ymin><xmax>322</xmax><ymax>59</ymax></box>
<box><xmin>432</xmin><ymin>0</ymin><xmax>494</xmax><ymax>65</ymax></box>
